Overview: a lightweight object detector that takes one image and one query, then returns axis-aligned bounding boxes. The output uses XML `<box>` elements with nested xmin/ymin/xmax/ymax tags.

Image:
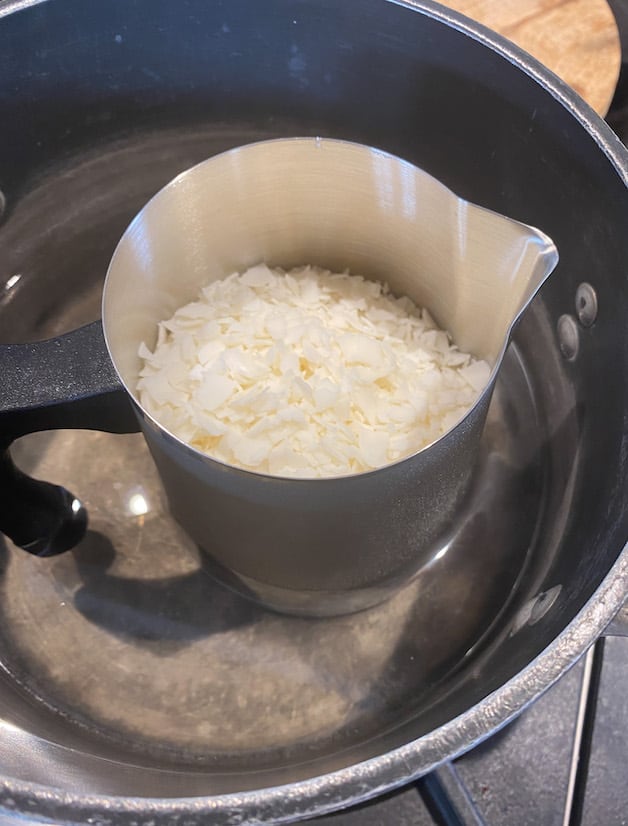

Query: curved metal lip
<box><xmin>0</xmin><ymin>0</ymin><xmax>627</xmax><ymax>822</ymax></box>
<box><xmin>0</xmin><ymin>0</ymin><xmax>41</xmax><ymax>17</ymax></box>
<box><xmin>102</xmin><ymin>134</ymin><xmax>557</xmax><ymax>484</ymax></box>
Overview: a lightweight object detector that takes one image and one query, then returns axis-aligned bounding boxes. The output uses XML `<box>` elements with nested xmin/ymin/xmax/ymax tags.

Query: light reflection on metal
<box><xmin>432</xmin><ymin>539</ymin><xmax>453</xmax><ymax>564</ymax></box>
<box><xmin>0</xmin><ymin>719</ymin><xmax>21</xmax><ymax>735</ymax></box>
<box><xmin>4</xmin><ymin>273</ymin><xmax>21</xmax><ymax>290</ymax></box>
<box><xmin>128</xmin><ymin>491</ymin><xmax>149</xmax><ymax>516</ymax></box>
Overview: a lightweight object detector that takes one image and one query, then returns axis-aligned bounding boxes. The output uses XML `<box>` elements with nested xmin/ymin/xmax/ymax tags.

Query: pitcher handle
<box><xmin>0</xmin><ymin>321</ymin><xmax>139</xmax><ymax>556</ymax></box>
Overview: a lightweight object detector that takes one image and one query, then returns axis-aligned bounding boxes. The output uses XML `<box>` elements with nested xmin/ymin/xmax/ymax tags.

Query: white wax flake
<box><xmin>194</xmin><ymin>373</ymin><xmax>237</xmax><ymax>412</ymax></box>
<box><xmin>238</xmin><ymin>264</ymin><xmax>276</xmax><ymax>287</ymax></box>
<box><xmin>313</xmin><ymin>379</ymin><xmax>341</xmax><ymax>410</ymax></box>
<box><xmin>461</xmin><ymin>360</ymin><xmax>492</xmax><ymax>392</ymax></box>
<box><xmin>137</xmin><ymin>265</ymin><xmax>491</xmax><ymax>477</ymax></box>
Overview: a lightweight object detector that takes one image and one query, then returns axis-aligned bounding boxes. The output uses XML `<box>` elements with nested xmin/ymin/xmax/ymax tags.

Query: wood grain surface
<box><xmin>441</xmin><ymin>0</ymin><xmax>621</xmax><ymax>115</ymax></box>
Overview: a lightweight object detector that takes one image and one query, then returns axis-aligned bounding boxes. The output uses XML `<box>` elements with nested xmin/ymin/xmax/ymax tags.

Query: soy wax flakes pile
<box><xmin>137</xmin><ymin>264</ymin><xmax>491</xmax><ymax>478</ymax></box>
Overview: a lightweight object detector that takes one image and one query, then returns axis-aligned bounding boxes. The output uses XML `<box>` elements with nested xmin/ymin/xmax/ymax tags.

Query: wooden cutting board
<box><xmin>440</xmin><ymin>0</ymin><xmax>621</xmax><ymax>115</ymax></box>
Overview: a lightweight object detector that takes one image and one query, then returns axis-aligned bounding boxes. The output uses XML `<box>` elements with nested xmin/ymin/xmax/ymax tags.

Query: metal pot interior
<box><xmin>0</xmin><ymin>0</ymin><xmax>627</xmax><ymax>819</ymax></box>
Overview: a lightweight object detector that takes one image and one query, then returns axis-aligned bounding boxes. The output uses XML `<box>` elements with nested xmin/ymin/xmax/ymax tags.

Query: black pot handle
<box><xmin>0</xmin><ymin>320</ymin><xmax>139</xmax><ymax>556</ymax></box>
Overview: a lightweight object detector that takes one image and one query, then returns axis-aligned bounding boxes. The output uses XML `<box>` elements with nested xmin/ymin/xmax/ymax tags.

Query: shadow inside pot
<box><xmin>69</xmin><ymin>529</ymin><xmax>260</xmax><ymax>654</ymax></box>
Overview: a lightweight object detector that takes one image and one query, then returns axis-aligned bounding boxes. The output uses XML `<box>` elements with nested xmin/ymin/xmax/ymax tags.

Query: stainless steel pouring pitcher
<box><xmin>0</xmin><ymin>138</ymin><xmax>558</xmax><ymax>616</ymax></box>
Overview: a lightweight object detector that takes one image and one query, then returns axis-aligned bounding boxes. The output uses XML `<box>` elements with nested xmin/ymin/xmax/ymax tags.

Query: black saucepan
<box><xmin>0</xmin><ymin>1</ymin><xmax>626</xmax><ymax>824</ymax></box>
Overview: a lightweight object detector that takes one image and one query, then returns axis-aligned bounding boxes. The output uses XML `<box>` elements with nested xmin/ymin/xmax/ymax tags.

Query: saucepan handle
<box><xmin>0</xmin><ymin>320</ymin><xmax>139</xmax><ymax>556</ymax></box>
